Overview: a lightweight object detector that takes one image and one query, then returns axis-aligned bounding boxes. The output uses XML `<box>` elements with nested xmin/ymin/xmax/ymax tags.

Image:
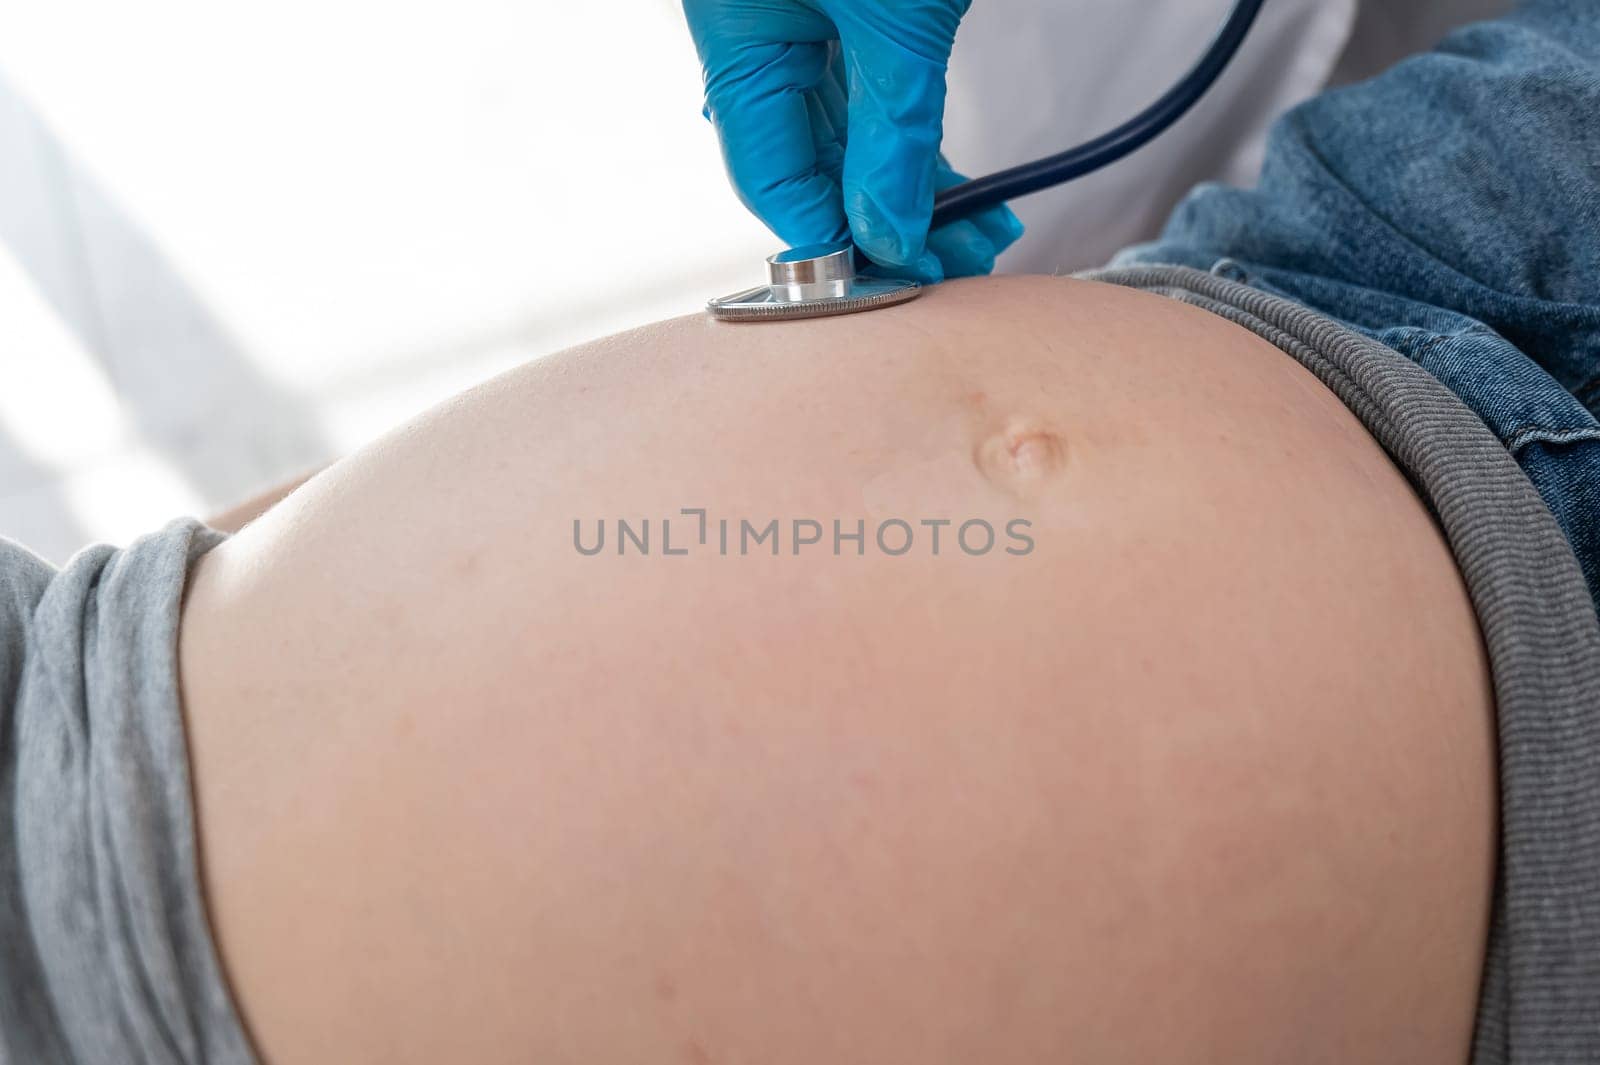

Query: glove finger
<box><xmin>837</xmin><ymin>34</ymin><xmax>948</xmax><ymax>271</ymax></box>
<box><xmin>962</xmin><ymin>203</ymin><xmax>1025</xmax><ymax>257</ymax></box>
<box><xmin>816</xmin><ymin>40</ymin><xmax>849</xmax><ymax>148</ymax></box>
<box><xmin>859</xmin><ymin>252</ymin><xmax>945</xmax><ymax>286</ymax></box>
<box><xmin>933</xmin><ymin>158</ymin><xmax>1025</xmax><ymax>265</ymax></box>
<box><xmin>806</xmin><ymin>43</ymin><xmax>848</xmax><ymax>178</ymax></box>
<box><xmin>706</xmin><ymin>40</ymin><xmax>849</xmax><ymax>248</ymax></box>
<box><xmin>805</xmin><ymin>94</ymin><xmax>845</xmax><ymax>178</ymax></box>
<box><xmin>927</xmin><ymin>219</ymin><xmax>997</xmax><ymax>279</ymax></box>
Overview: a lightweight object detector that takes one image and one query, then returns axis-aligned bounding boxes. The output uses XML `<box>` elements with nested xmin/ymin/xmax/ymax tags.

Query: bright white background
<box><xmin>0</xmin><ymin>0</ymin><xmax>1502</xmax><ymax>562</ymax></box>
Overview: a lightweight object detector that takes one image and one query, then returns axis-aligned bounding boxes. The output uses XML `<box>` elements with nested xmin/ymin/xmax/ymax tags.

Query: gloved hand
<box><xmin>683</xmin><ymin>0</ymin><xmax>1023</xmax><ymax>282</ymax></box>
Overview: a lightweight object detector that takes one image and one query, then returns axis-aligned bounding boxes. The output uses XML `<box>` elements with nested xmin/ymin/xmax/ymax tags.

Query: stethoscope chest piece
<box><xmin>707</xmin><ymin>242</ymin><xmax>921</xmax><ymax>322</ymax></box>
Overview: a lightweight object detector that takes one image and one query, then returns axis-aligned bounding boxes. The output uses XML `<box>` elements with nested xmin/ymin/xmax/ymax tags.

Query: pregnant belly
<box><xmin>179</xmin><ymin>275</ymin><xmax>1495</xmax><ymax>1065</ymax></box>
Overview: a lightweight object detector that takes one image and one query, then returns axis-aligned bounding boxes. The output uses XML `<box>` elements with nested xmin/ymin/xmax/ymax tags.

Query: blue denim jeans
<box><xmin>1115</xmin><ymin>0</ymin><xmax>1600</xmax><ymax>615</ymax></box>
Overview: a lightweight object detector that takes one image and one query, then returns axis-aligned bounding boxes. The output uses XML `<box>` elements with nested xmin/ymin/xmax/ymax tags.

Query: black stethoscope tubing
<box><xmin>928</xmin><ymin>0</ymin><xmax>1267</xmax><ymax>232</ymax></box>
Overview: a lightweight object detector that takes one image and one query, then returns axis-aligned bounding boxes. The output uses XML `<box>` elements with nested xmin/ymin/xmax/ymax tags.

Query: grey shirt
<box><xmin>3</xmin><ymin>271</ymin><xmax>1598</xmax><ymax>1062</ymax></box>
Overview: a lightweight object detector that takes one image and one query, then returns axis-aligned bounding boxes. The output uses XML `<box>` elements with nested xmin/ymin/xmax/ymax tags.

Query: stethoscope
<box><xmin>708</xmin><ymin>0</ymin><xmax>1266</xmax><ymax>322</ymax></box>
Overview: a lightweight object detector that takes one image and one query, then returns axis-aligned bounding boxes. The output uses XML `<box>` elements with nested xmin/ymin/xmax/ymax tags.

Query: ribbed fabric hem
<box><xmin>1083</xmin><ymin>264</ymin><xmax>1600</xmax><ymax>1064</ymax></box>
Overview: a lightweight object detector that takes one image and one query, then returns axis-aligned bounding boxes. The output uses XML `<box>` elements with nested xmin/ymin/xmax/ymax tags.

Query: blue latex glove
<box><xmin>683</xmin><ymin>0</ymin><xmax>1023</xmax><ymax>282</ymax></box>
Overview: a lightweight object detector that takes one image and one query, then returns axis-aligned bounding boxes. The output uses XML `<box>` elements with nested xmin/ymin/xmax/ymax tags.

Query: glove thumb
<box><xmin>836</xmin><ymin>15</ymin><xmax>962</xmax><ymax>277</ymax></box>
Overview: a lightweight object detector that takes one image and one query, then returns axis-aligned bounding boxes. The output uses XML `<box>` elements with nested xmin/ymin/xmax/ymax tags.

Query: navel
<box><xmin>974</xmin><ymin>419</ymin><xmax>1068</xmax><ymax>497</ymax></box>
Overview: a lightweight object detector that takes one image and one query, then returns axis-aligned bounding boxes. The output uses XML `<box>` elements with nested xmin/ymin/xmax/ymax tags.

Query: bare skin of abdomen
<box><xmin>177</xmin><ymin>276</ymin><xmax>1497</xmax><ymax>1065</ymax></box>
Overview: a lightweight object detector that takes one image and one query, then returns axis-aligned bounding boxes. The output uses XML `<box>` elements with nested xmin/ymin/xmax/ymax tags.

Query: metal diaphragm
<box><xmin>707</xmin><ymin>242</ymin><xmax>922</xmax><ymax>322</ymax></box>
